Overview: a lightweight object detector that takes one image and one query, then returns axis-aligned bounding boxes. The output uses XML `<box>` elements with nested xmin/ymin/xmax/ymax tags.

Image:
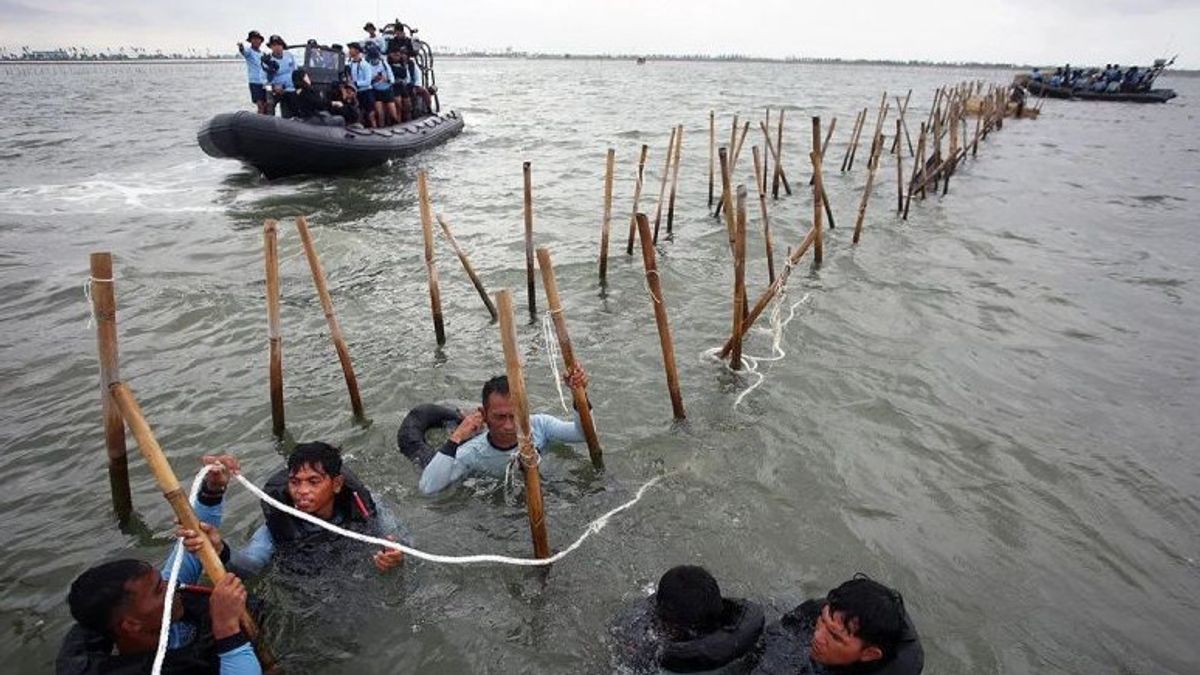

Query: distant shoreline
<box><xmin>2</xmin><ymin>53</ymin><xmax>1194</xmax><ymax>75</ymax></box>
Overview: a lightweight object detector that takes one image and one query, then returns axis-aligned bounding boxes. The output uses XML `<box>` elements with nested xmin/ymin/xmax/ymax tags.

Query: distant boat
<box><xmin>636</xmin><ymin>57</ymin><xmax>646</xmax><ymax>65</ymax></box>
<box><xmin>1014</xmin><ymin>57</ymin><xmax>1177</xmax><ymax>103</ymax></box>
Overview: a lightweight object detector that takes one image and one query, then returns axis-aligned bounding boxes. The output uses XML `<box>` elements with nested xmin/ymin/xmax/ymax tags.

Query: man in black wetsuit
<box><xmin>754</xmin><ymin>575</ymin><xmax>923</xmax><ymax>675</ymax></box>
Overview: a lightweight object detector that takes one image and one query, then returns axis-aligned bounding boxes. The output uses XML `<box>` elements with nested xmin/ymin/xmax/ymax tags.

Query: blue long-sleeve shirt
<box><xmin>230</xmin><ymin>501</ymin><xmax>409</xmax><ymax>578</ymax></box>
<box><xmin>238</xmin><ymin>44</ymin><xmax>266</xmax><ymax>85</ymax></box>
<box><xmin>265</xmin><ymin>50</ymin><xmax>296</xmax><ymax>91</ymax></box>
<box><xmin>418</xmin><ymin>412</ymin><xmax>586</xmax><ymax>495</ymax></box>
<box><xmin>370</xmin><ymin>59</ymin><xmax>394</xmax><ymax>92</ymax></box>
<box><xmin>347</xmin><ymin>58</ymin><xmax>372</xmax><ymax>91</ymax></box>
<box><xmin>160</xmin><ymin>497</ymin><xmax>262</xmax><ymax>675</ymax></box>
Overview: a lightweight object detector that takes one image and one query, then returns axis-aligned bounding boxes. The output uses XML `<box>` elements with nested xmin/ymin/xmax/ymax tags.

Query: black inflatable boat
<box><xmin>197</xmin><ymin>110</ymin><xmax>465</xmax><ymax>178</ymax></box>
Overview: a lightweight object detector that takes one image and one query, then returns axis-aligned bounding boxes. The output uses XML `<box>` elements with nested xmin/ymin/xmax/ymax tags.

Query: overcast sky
<box><xmin>0</xmin><ymin>0</ymin><xmax>1194</xmax><ymax>67</ymax></box>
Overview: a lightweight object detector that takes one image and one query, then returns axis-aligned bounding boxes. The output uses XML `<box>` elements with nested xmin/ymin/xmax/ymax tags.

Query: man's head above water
<box><xmin>68</xmin><ymin>559</ymin><xmax>175</xmax><ymax>651</ymax></box>
<box><xmin>655</xmin><ymin>565</ymin><xmax>724</xmax><ymax>636</ymax></box>
<box><xmin>810</xmin><ymin>575</ymin><xmax>906</xmax><ymax>668</ymax></box>
<box><xmin>286</xmin><ymin>442</ymin><xmax>346</xmax><ymax>519</ymax></box>
<box><xmin>480</xmin><ymin>375</ymin><xmax>518</xmax><ymax>448</ymax></box>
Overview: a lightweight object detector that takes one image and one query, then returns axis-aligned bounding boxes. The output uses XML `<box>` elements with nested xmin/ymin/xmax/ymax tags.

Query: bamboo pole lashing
<box><xmin>108</xmin><ymin>382</ymin><xmax>275</xmax><ymax>669</ymax></box>
<box><xmin>416</xmin><ymin>172</ymin><xmax>447</xmax><ymax>345</ymax></box>
<box><xmin>652</xmin><ymin>126</ymin><xmax>677</xmax><ymax>244</ymax></box>
<box><xmin>730</xmin><ymin>185</ymin><xmax>748</xmax><ymax>369</ymax></box>
<box><xmin>625</xmin><ymin>144</ymin><xmax>649</xmax><ymax>254</ymax></box>
<box><xmin>598</xmin><ymin>147</ymin><xmax>616</xmax><ymax>283</ymax></box>
<box><xmin>295</xmin><ymin>216</ymin><xmax>365</xmax><ymax>419</ymax></box>
<box><xmin>634</xmin><ymin>213</ymin><xmax>685</xmax><ymax>420</ymax></box>
<box><xmin>666</xmin><ymin>124</ymin><xmax>684</xmax><ymax>235</ymax></box>
<box><xmin>263</xmin><ymin>220</ymin><xmax>285</xmax><ymax>436</ymax></box>
<box><xmin>90</xmin><ymin>252</ymin><xmax>132</xmax><ymax>521</ymax></box>
<box><xmin>522</xmin><ymin>161</ymin><xmax>537</xmax><ymax>319</ymax></box>
<box><xmin>494</xmin><ymin>290</ymin><xmax>551</xmax><ymax>558</ymax></box>
<box><xmin>751</xmin><ymin>146</ymin><xmax>776</xmax><ymax>285</ymax></box>
<box><xmin>437</xmin><ymin>214</ymin><xmax>498</xmax><ymax>321</ymax></box>
<box><xmin>535</xmin><ymin>247</ymin><xmax>603</xmax><ymax>469</ymax></box>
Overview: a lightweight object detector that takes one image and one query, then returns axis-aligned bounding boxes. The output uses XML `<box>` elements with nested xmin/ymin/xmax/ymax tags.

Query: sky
<box><xmin>0</xmin><ymin>0</ymin><xmax>1194</xmax><ymax>68</ymax></box>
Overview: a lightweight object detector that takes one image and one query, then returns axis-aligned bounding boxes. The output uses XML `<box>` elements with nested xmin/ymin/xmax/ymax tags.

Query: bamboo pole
<box><xmin>809</xmin><ymin>117</ymin><xmax>839</xmax><ymax>187</ymax></box>
<box><xmin>437</xmin><ymin>214</ymin><xmax>498</xmax><ymax>321</ymax></box>
<box><xmin>495</xmin><ymin>290</ymin><xmax>551</xmax><ymax>558</ymax></box>
<box><xmin>714</xmin><ymin>121</ymin><xmax>752</xmax><ymax>215</ymax></box>
<box><xmin>417</xmin><ymin>171</ymin><xmax>447</xmax><ymax>345</ymax></box>
<box><xmin>730</xmin><ymin>186</ymin><xmax>748</xmax><ymax>369</ymax></box>
<box><xmin>841</xmin><ymin>108</ymin><xmax>866</xmax><ymax>172</ymax></box>
<box><xmin>598</xmin><ymin>147</ymin><xmax>616</xmax><ymax>283</ymax></box>
<box><xmin>652</xmin><ymin>126</ymin><xmax>677</xmax><ymax>243</ymax></box>
<box><xmin>893</xmin><ymin>90</ymin><xmax>914</xmax><ymax>156</ymax></box>
<box><xmin>718</xmin><ymin>147</ymin><xmax>736</xmax><ymax>245</ymax></box>
<box><xmin>522</xmin><ymin>161</ymin><xmax>537</xmax><ymax>319</ymax></box>
<box><xmin>811</xmin><ymin>117</ymin><xmax>825</xmax><ymax>264</ymax></box>
<box><xmin>852</xmin><ymin>142</ymin><xmax>881</xmax><ymax>245</ymax></box>
<box><xmin>718</xmin><ymin>226</ymin><xmax>816</xmax><ymax>359</ymax></box>
<box><xmin>666</xmin><ymin>124</ymin><xmax>684</xmax><ymax>235</ymax></box>
<box><xmin>895</xmin><ymin>118</ymin><xmax>905</xmax><ymax>214</ymax></box>
<box><xmin>763</xmin><ymin>107</ymin><xmax>771</xmax><ymax>193</ymax></box>
<box><xmin>862</xmin><ymin>92</ymin><xmax>889</xmax><ymax>168</ymax></box>
<box><xmin>90</xmin><ymin>252</ymin><xmax>132</xmax><ymax>521</ymax></box>
<box><xmin>634</xmin><ymin>213</ymin><xmax>685</xmax><ymax>419</ymax></box>
<box><xmin>296</xmin><ymin>217</ymin><xmax>365</xmax><ymax>419</ymax></box>
<box><xmin>903</xmin><ymin>122</ymin><xmax>927</xmax><ymax>220</ymax></box>
<box><xmin>263</xmin><ymin>220</ymin><xmax>284</xmax><ymax>436</ymax></box>
<box><xmin>536</xmin><ymin>247</ymin><xmax>603</xmax><ymax>469</ymax></box>
<box><xmin>971</xmin><ymin>110</ymin><xmax>982</xmax><ymax>158</ymax></box>
<box><xmin>771</xmin><ymin>109</ymin><xmax>786</xmax><ymax>198</ymax></box>
<box><xmin>759</xmin><ymin>121</ymin><xmax>793</xmax><ymax>196</ymax></box>
<box><xmin>708</xmin><ymin>111</ymin><xmax>715</xmax><ymax>208</ymax></box>
<box><xmin>751</xmin><ymin>146</ymin><xmax>776</xmax><ymax>284</ymax></box>
<box><xmin>109</xmin><ymin>382</ymin><xmax>275</xmax><ymax>670</ymax></box>
<box><xmin>625</xmin><ymin>144</ymin><xmax>649</xmax><ymax>254</ymax></box>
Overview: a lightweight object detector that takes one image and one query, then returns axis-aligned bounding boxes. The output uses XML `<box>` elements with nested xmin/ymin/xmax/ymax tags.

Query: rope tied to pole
<box><xmin>83</xmin><ymin>276</ymin><xmax>115</xmax><ymax>329</ymax></box>
<box><xmin>642</xmin><ymin>268</ymin><xmax>663</xmax><ymax>304</ymax></box>
<box><xmin>540</xmin><ymin>314</ymin><xmax>571</xmax><ymax>414</ymax></box>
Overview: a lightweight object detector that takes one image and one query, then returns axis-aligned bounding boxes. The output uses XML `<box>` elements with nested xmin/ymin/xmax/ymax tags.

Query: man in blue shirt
<box><xmin>56</xmin><ymin>455</ymin><xmax>261</xmax><ymax>675</ymax></box>
<box><xmin>362</xmin><ymin>22</ymin><xmax>389</xmax><ymax>54</ymax></box>
<box><xmin>236</xmin><ymin>31</ymin><xmax>269</xmax><ymax>115</ymax></box>
<box><xmin>182</xmin><ymin>443</ymin><xmax>407</xmax><ymax>578</ymax></box>
<box><xmin>345</xmin><ymin>43</ymin><xmax>376</xmax><ymax>127</ymax></box>
<box><xmin>262</xmin><ymin>35</ymin><xmax>296</xmax><ymax>117</ymax></box>
<box><xmin>418</xmin><ymin>367</ymin><xmax>590</xmax><ymax>495</ymax></box>
<box><xmin>367</xmin><ymin>44</ymin><xmax>398</xmax><ymax>127</ymax></box>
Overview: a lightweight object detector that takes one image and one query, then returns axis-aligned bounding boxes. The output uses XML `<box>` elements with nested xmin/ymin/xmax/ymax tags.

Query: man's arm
<box><xmin>418</xmin><ymin>449</ymin><xmax>470</xmax><ymax>495</ymax></box>
<box><xmin>160</xmin><ymin>480</ymin><xmax>227</xmax><ymax>585</ymax></box>
<box><xmin>531</xmin><ymin>411</ymin><xmax>586</xmax><ymax>448</ymax></box>
<box><xmin>229</xmin><ymin>524</ymin><xmax>275</xmax><ymax>578</ymax></box>
<box><xmin>217</xmin><ymin>641</ymin><xmax>262</xmax><ymax>675</ymax></box>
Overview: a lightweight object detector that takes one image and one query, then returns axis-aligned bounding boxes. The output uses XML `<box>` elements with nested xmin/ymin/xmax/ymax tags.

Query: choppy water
<box><xmin>1</xmin><ymin>59</ymin><xmax>1198</xmax><ymax>674</ymax></box>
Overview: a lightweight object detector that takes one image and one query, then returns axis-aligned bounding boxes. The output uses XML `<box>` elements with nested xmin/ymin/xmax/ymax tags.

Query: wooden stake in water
<box><xmin>751</xmin><ymin>146</ymin><xmax>776</xmax><ymax>284</ymax></box>
<box><xmin>708</xmin><ymin>111</ymin><xmax>715</xmax><ymax>208</ymax></box>
<box><xmin>903</xmin><ymin>122</ymin><xmax>927</xmax><ymax>220</ymax></box>
<box><xmin>730</xmin><ymin>185</ymin><xmax>748</xmax><ymax>370</ymax></box>
<box><xmin>652</xmin><ymin>126</ymin><xmax>677</xmax><ymax>243</ymax></box>
<box><xmin>263</xmin><ymin>220</ymin><xmax>285</xmax><ymax>436</ymax></box>
<box><xmin>715</xmin><ymin>121</ymin><xmax>752</xmax><ymax>215</ymax></box>
<box><xmin>523</xmin><ymin>161</ymin><xmax>537</xmax><ymax>319</ymax></box>
<box><xmin>495</xmin><ymin>290</ymin><xmax>551</xmax><ymax>558</ymax></box>
<box><xmin>718</xmin><ymin>226</ymin><xmax>817</xmax><ymax>359</ymax></box>
<box><xmin>718</xmin><ymin>146</ymin><xmax>736</xmax><ymax>245</ymax></box>
<box><xmin>437</xmin><ymin>214</ymin><xmax>498</xmax><ymax>321</ymax></box>
<box><xmin>666</xmin><ymin>124</ymin><xmax>684</xmax><ymax>235</ymax></box>
<box><xmin>625</xmin><ymin>144</ymin><xmax>649</xmax><ymax>254</ymax></box>
<box><xmin>841</xmin><ymin>108</ymin><xmax>866</xmax><ymax>172</ymax></box>
<box><xmin>759</xmin><ymin>121</ymin><xmax>793</xmax><ymax>196</ymax></box>
<box><xmin>417</xmin><ymin>171</ymin><xmax>447</xmax><ymax>345</ymax></box>
<box><xmin>109</xmin><ymin>382</ymin><xmax>275</xmax><ymax>670</ymax></box>
<box><xmin>763</xmin><ymin>107</ymin><xmax>771</xmax><ymax>192</ymax></box>
<box><xmin>296</xmin><ymin>216</ymin><xmax>365</xmax><ymax>419</ymax></box>
<box><xmin>598</xmin><ymin>147</ymin><xmax>616</xmax><ymax>283</ymax></box>
<box><xmin>89</xmin><ymin>252</ymin><xmax>132</xmax><ymax>522</ymax></box>
<box><xmin>810</xmin><ymin>118</ymin><xmax>825</xmax><ymax>264</ymax></box>
<box><xmin>895</xmin><ymin>118</ymin><xmax>905</xmax><ymax>214</ymax></box>
<box><xmin>892</xmin><ymin>90</ymin><xmax>914</xmax><ymax>156</ymax></box>
<box><xmin>852</xmin><ymin>142</ymin><xmax>881</xmax><ymax>245</ymax></box>
<box><xmin>635</xmin><ymin>213</ymin><xmax>685</xmax><ymax>420</ymax></box>
<box><xmin>772</xmin><ymin>109</ymin><xmax>786</xmax><ymax>199</ymax></box>
<box><xmin>536</xmin><ymin>247</ymin><xmax>603</xmax><ymax>469</ymax></box>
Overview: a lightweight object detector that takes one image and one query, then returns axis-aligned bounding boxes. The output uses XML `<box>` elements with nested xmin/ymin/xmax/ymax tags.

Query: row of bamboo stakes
<box><xmin>88</xmin><ymin>79</ymin><xmax>1028</xmax><ymax>665</ymax></box>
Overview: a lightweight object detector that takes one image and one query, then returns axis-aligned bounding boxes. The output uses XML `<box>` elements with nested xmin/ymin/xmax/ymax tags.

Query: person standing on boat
<box><xmin>346</xmin><ymin>43</ymin><xmax>377</xmax><ymax>127</ymax></box>
<box><xmin>263</xmin><ymin>35</ymin><xmax>296</xmax><ymax>117</ymax></box>
<box><xmin>236</xmin><ymin>31</ymin><xmax>269</xmax><ymax>115</ymax></box>
<box><xmin>387</xmin><ymin>44</ymin><xmax>413</xmax><ymax>122</ymax></box>
<box><xmin>362</xmin><ymin>22</ymin><xmax>389</xmax><ymax>54</ymax></box>
<box><xmin>417</xmin><ymin>368</ymin><xmax>590</xmax><ymax>495</ymax></box>
<box><xmin>367</xmin><ymin>44</ymin><xmax>398</xmax><ymax>127</ymax></box>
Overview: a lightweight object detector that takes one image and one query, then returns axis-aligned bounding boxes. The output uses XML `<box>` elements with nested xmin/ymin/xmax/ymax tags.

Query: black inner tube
<box><xmin>397</xmin><ymin>403</ymin><xmax>463</xmax><ymax>468</ymax></box>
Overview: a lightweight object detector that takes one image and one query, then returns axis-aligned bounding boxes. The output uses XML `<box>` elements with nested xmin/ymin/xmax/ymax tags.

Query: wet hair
<box><xmin>656</xmin><ymin>565</ymin><xmax>723</xmax><ymax>632</ymax></box>
<box><xmin>287</xmin><ymin>441</ymin><xmax>343</xmax><ymax>477</ymax></box>
<box><xmin>826</xmin><ymin>574</ymin><xmax>906</xmax><ymax>661</ymax></box>
<box><xmin>67</xmin><ymin>559</ymin><xmax>153</xmax><ymax>638</ymax></box>
<box><xmin>481</xmin><ymin>375</ymin><xmax>509</xmax><ymax>407</ymax></box>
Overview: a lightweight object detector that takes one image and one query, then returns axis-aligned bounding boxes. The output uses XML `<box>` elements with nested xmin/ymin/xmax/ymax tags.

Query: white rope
<box><xmin>83</xmin><ymin>276</ymin><xmax>113</xmax><ymax>330</ymax></box>
<box><xmin>541</xmin><ymin>314</ymin><xmax>571</xmax><ymax>414</ymax></box>
<box><xmin>642</xmin><ymin>269</ymin><xmax>662</xmax><ymax>304</ymax></box>
<box><xmin>705</xmin><ymin>290</ymin><xmax>810</xmax><ymax>409</ymax></box>
<box><xmin>151</xmin><ymin>465</ymin><xmax>665</xmax><ymax>672</ymax></box>
<box><xmin>152</xmin><ymin>469</ymin><xmax>209</xmax><ymax>675</ymax></box>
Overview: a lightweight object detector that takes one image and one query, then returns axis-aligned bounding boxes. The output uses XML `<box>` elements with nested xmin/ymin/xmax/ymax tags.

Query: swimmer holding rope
<box><xmin>417</xmin><ymin>366</ymin><xmax>591</xmax><ymax>495</ymax></box>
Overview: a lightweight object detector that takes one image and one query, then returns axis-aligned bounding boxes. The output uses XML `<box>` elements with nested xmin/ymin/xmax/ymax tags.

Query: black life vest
<box><xmin>56</xmin><ymin>593</ymin><xmax>218</xmax><ymax>675</ymax></box>
<box><xmin>752</xmin><ymin>600</ymin><xmax>924</xmax><ymax>675</ymax></box>
<box><xmin>260</xmin><ymin>467</ymin><xmax>382</xmax><ymax>576</ymax></box>
<box><xmin>610</xmin><ymin>595</ymin><xmax>766</xmax><ymax>673</ymax></box>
